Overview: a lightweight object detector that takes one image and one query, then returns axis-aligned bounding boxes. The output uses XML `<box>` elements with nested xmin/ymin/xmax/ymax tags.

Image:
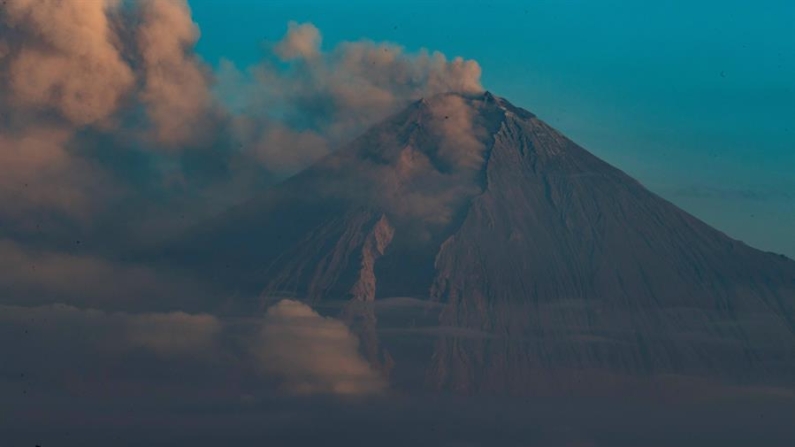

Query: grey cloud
<box><xmin>125</xmin><ymin>311</ymin><xmax>222</xmax><ymax>355</ymax></box>
<box><xmin>2</xmin><ymin>300</ymin><xmax>795</xmax><ymax>447</ymax></box>
<box><xmin>0</xmin><ymin>298</ymin><xmax>386</xmax><ymax>400</ymax></box>
<box><xmin>427</xmin><ymin>93</ymin><xmax>488</xmax><ymax>170</ymax></box>
<box><xmin>0</xmin><ymin>239</ymin><xmax>211</xmax><ymax>311</ymax></box>
<box><xmin>0</xmin><ymin>303</ymin><xmax>221</xmax><ymax>354</ymax></box>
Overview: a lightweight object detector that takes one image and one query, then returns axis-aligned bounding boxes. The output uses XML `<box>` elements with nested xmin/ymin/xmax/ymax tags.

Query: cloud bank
<box><xmin>1</xmin><ymin>299</ymin><xmax>384</xmax><ymax>397</ymax></box>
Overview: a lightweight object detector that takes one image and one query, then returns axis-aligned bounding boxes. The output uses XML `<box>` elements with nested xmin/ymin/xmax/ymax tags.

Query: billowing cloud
<box><xmin>319</xmin><ymin>93</ymin><xmax>490</xmax><ymax>227</ymax></box>
<box><xmin>221</xmin><ymin>21</ymin><xmax>483</xmax><ymax>176</ymax></box>
<box><xmin>137</xmin><ymin>0</ymin><xmax>216</xmax><ymax>147</ymax></box>
<box><xmin>275</xmin><ymin>21</ymin><xmax>322</xmax><ymax>61</ymax></box>
<box><xmin>2</xmin><ymin>0</ymin><xmax>136</xmax><ymax>126</ymax></box>
<box><xmin>0</xmin><ymin>1</ymin><xmax>486</xmax><ymax>320</ymax></box>
<box><xmin>0</xmin><ymin>0</ymin><xmax>213</xmax><ymax>228</ymax></box>
<box><xmin>253</xmin><ymin>299</ymin><xmax>386</xmax><ymax>395</ymax></box>
<box><xmin>1</xmin><ymin>2</ymin><xmax>484</xmax><ymax>236</ymax></box>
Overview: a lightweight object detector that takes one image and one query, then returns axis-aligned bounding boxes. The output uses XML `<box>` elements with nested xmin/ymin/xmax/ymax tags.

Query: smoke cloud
<box><xmin>0</xmin><ymin>0</ymin><xmax>477</xmax><ymax>426</ymax></box>
<box><xmin>428</xmin><ymin>94</ymin><xmax>488</xmax><ymax>170</ymax></box>
<box><xmin>220</xmin><ymin>21</ymin><xmax>483</xmax><ymax>177</ymax></box>
<box><xmin>0</xmin><ymin>0</ymin><xmax>483</xmax><ymax>240</ymax></box>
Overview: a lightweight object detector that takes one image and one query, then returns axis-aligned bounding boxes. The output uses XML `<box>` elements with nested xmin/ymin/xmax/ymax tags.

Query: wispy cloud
<box><xmin>671</xmin><ymin>185</ymin><xmax>794</xmax><ymax>201</ymax></box>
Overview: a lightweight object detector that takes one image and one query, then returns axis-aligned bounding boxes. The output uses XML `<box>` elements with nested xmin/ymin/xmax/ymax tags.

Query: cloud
<box><xmin>1</xmin><ymin>3</ymin><xmax>485</xmax><ymax>239</ymax></box>
<box><xmin>2</xmin><ymin>0</ymin><xmax>136</xmax><ymax>126</ymax></box>
<box><xmin>253</xmin><ymin>299</ymin><xmax>386</xmax><ymax>395</ymax></box>
<box><xmin>671</xmin><ymin>185</ymin><xmax>794</xmax><ymax>201</ymax></box>
<box><xmin>0</xmin><ymin>299</ymin><xmax>386</xmax><ymax>396</ymax></box>
<box><xmin>220</xmin><ymin>21</ymin><xmax>484</xmax><ymax>176</ymax></box>
<box><xmin>0</xmin><ymin>3</ymin><xmax>488</xmax><ymax>322</ymax></box>
<box><xmin>330</xmin><ymin>93</ymin><xmax>491</xmax><ymax>226</ymax></box>
<box><xmin>0</xmin><ymin>126</ymin><xmax>108</xmax><ymax>222</ymax></box>
<box><xmin>233</xmin><ymin>119</ymin><xmax>331</xmax><ymax>174</ymax></box>
<box><xmin>125</xmin><ymin>311</ymin><xmax>222</xmax><ymax>354</ymax></box>
<box><xmin>275</xmin><ymin>21</ymin><xmax>322</xmax><ymax>61</ymax></box>
<box><xmin>427</xmin><ymin>93</ymin><xmax>488</xmax><ymax>170</ymax></box>
<box><xmin>136</xmin><ymin>0</ymin><xmax>217</xmax><ymax>147</ymax></box>
<box><xmin>0</xmin><ymin>239</ymin><xmax>210</xmax><ymax>311</ymax></box>
<box><xmin>0</xmin><ymin>303</ymin><xmax>221</xmax><ymax>351</ymax></box>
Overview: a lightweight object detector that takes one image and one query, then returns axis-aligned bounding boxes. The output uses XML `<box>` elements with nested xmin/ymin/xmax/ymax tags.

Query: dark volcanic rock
<box><xmin>171</xmin><ymin>92</ymin><xmax>795</xmax><ymax>394</ymax></box>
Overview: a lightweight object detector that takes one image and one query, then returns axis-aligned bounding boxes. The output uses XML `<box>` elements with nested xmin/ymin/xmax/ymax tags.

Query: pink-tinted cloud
<box><xmin>0</xmin><ymin>5</ymin><xmax>489</xmax><ymax>312</ymax></box>
<box><xmin>137</xmin><ymin>0</ymin><xmax>216</xmax><ymax>147</ymax></box>
<box><xmin>0</xmin><ymin>127</ymin><xmax>106</xmax><ymax>222</ymax></box>
<box><xmin>221</xmin><ymin>21</ymin><xmax>484</xmax><ymax>176</ymax></box>
<box><xmin>2</xmin><ymin>0</ymin><xmax>135</xmax><ymax>126</ymax></box>
<box><xmin>275</xmin><ymin>21</ymin><xmax>322</xmax><ymax>61</ymax></box>
<box><xmin>253</xmin><ymin>299</ymin><xmax>386</xmax><ymax>395</ymax></box>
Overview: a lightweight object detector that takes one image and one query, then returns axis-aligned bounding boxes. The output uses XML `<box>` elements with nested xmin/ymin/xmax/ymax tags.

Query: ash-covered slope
<box><xmin>171</xmin><ymin>92</ymin><xmax>795</xmax><ymax>393</ymax></box>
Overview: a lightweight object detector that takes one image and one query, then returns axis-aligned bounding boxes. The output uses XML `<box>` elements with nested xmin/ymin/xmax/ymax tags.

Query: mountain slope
<box><xmin>169</xmin><ymin>92</ymin><xmax>795</xmax><ymax>394</ymax></box>
<box><xmin>426</xmin><ymin>103</ymin><xmax>795</xmax><ymax>392</ymax></box>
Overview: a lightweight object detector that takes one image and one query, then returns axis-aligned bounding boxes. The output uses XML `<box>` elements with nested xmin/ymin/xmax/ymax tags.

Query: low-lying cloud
<box><xmin>1</xmin><ymin>299</ymin><xmax>384</xmax><ymax>397</ymax></box>
<box><xmin>254</xmin><ymin>299</ymin><xmax>386</xmax><ymax>396</ymax></box>
<box><xmin>0</xmin><ymin>239</ymin><xmax>210</xmax><ymax>311</ymax></box>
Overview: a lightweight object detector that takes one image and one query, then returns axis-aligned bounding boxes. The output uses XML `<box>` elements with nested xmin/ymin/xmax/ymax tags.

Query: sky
<box><xmin>2</xmin><ymin>1</ymin><xmax>795</xmax><ymax>445</ymax></box>
<box><xmin>190</xmin><ymin>0</ymin><xmax>795</xmax><ymax>257</ymax></box>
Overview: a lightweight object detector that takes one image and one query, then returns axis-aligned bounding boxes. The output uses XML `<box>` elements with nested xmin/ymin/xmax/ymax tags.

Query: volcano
<box><xmin>171</xmin><ymin>92</ymin><xmax>795</xmax><ymax>394</ymax></box>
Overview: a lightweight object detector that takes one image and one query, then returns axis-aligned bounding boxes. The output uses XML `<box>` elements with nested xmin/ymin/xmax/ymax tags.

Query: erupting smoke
<box><xmin>0</xmin><ymin>0</ymin><xmax>483</xmax><ymax>236</ymax></box>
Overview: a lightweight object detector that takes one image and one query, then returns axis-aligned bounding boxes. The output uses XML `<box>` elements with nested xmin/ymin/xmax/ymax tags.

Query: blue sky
<box><xmin>190</xmin><ymin>0</ymin><xmax>795</xmax><ymax>257</ymax></box>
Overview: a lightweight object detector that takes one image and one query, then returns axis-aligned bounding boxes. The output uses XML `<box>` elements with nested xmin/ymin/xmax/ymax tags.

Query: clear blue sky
<box><xmin>190</xmin><ymin>0</ymin><xmax>795</xmax><ymax>257</ymax></box>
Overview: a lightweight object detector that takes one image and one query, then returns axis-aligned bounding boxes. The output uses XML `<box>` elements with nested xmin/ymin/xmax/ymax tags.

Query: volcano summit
<box><xmin>170</xmin><ymin>92</ymin><xmax>795</xmax><ymax>395</ymax></box>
